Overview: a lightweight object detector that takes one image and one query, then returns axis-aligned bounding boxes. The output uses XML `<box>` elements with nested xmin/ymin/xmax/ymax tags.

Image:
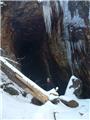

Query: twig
<box><xmin>53</xmin><ymin>112</ymin><xmax>58</xmax><ymax>120</ymax></box>
<box><xmin>3</xmin><ymin>57</ymin><xmax>20</xmax><ymax>65</ymax></box>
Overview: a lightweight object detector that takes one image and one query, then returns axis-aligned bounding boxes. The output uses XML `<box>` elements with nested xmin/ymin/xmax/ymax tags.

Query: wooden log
<box><xmin>0</xmin><ymin>56</ymin><xmax>49</xmax><ymax>103</ymax></box>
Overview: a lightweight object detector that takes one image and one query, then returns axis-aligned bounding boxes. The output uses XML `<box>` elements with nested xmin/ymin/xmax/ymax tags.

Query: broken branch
<box><xmin>0</xmin><ymin>56</ymin><xmax>49</xmax><ymax>103</ymax></box>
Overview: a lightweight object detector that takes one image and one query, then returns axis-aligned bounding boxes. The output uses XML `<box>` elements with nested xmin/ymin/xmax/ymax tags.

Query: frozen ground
<box><xmin>0</xmin><ymin>70</ymin><xmax>90</xmax><ymax>120</ymax></box>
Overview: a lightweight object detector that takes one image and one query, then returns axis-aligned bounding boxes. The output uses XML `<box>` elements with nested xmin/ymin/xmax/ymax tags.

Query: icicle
<box><xmin>42</xmin><ymin>1</ymin><xmax>52</xmax><ymax>37</ymax></box>
<box><xmin>60</xmin><ymin>0</ymin><xmax>73</xmax><ymax>73</ymax></box>
<box><xmin>54</xmin><ymin>1</ymin><xmax>60</xmax><ymax>17</ymax></box>
<box><xmin>41</xmin><ymin>1</ymin><xmax>60</xmax><ymax>37</ymax></box>
<box><xmin>89</xmin><ymin>7</ymin><xmax>90</xmax><ymax>21</ymax></box>
<box><xmin>60</xmin><ymin>1</ymin><xmax>87</xmax><ymax>73</ymax></box>
<box><xmin>40</xmin><ymin>0</ymin><xmax>87</xmax><ymax>74</ymax></box>
<box><xmin>70</xmin><ymin>9</ymin><xmax>86</xmax><ymax>28</ymax></box>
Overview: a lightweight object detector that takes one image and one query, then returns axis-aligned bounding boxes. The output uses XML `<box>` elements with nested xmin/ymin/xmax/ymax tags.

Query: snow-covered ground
<box><xmin>0</xmin><ymin>70</ymin><xmax>90</xmax><ymax>120</ymax></box>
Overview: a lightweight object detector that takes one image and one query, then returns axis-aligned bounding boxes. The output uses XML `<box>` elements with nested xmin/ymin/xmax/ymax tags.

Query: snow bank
<box><xmin>0</xmin><ymin>71</ymin><xmax>90</xmax><ymax>120</ymax></box>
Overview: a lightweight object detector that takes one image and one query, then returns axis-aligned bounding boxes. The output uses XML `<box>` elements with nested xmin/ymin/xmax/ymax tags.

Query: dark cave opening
<box><xmin>10</xmin><ymin>2</ymin><xmax>70</xmax><ymax>95</ymax></box>
<box><xmin>12</xmin><ymin>18</ymin><xmax>69</xmax><ymax>94</ymax></box>
<box><xmin>12</xmin><ymin>16</ymin><xmax>51</xmax><ymax>90</ymax></box>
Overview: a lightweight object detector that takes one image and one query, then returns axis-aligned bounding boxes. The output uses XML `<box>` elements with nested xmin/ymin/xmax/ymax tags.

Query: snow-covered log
<box><xmin>0</xmin><ymin>56</ymin><xmax>55</xmax><ymax>103</ymax></box>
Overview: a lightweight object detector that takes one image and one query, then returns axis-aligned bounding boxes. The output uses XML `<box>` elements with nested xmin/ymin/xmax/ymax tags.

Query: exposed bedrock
<box><xmin>1</xmin><ymin>1</ymin><xmax>90</xmax><ymax>97</ymax></box>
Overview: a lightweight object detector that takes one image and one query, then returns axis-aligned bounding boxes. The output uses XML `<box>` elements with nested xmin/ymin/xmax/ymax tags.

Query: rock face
<box><xmin>1</xmin><ymin>1</ymin><xmax>90</xmax><ymax>97</ymax></box>
<box><xmin>62</xmin><ymin>1</ymin><xmax>90</xmax><ymax>98</ymax></box>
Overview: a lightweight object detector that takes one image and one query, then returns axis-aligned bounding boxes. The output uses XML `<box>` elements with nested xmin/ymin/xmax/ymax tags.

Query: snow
<box><xmin>0</xmin><ymin>56</ymin><xmax>59</xmax><ymax>102</ymax></box>
<box><xmin>1</xmin><ymin>5</ymin><xmax>90</xmax><ymax>120</ymax></box>
<box><xmin>0</xmin><ymin>1</ymin><xmax>90</xmax><ymax>119</ymax></box>
<box><xmin>70</xmin><ymin>9</ymin><xmax>86</xmax><ymax>28</ymax></box>
<box><xmin>65</xmin><ymin>75</ymin><xmax>78</xmax><ymax>96</ymax></box>
<box><xmin>0</xmin><ymin>56</ymin><xmax>48</xmax><ymax>96</ymax></box>
<box><xmin>0</xmin><ymin>70</ymin><xmax>90</xmax><ymax>120</ymax></box>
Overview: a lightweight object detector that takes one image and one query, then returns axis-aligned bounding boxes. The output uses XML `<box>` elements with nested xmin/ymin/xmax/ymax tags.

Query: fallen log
<box><xmin>0</xmin><ymin>56</ymin><xmax>58</xmax><ymax>103</ymax></box>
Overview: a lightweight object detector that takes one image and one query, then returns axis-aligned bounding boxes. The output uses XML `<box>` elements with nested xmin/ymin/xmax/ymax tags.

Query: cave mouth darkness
<box><xmin>10</xmin><ymin>1</ymin><xmax>70</xmax><ymax>95</ymax></box>
<box><xmin>12</xmin><ymin>15</ymin><xmax>69</xmax><ymax>95</ymax></box>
